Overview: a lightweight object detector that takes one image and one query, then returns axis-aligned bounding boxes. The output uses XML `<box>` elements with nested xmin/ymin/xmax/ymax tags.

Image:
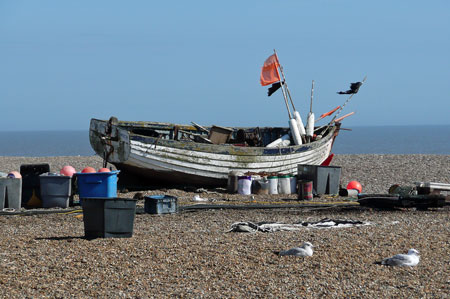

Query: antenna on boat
<box><xmin>305</xmin><ymin>80</ymin><xmax>315</xmax><ymax>142</ymax></box>
<box><xmin>329</xmin><ymin>75</ymin><xmax>367</xmax><ymax>125</ymax></box>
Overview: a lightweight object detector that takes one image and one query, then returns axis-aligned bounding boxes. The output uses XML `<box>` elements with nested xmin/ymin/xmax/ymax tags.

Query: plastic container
<box><xmin>339</xmin><ymin>188</ymin><xmax>359</xmax><ymax>197</ymax></box>
<box><xmin>76</xmin><ymin>171</ymin><xmax>120</xmax><ymax>198</ymax></box>
<box><xmin>297</xmin><ymin>165</ymin><xmax>342</xmax><ymax>195</ymax></box>
<box><xmin>290</xmin><ymin>175</ymin><xmax>297</xmax><ymax>194</ymax></box>
<box><xmin>20</xmin><ymin>163</ymin><xmax>50</xmax><ymax>207</ymax></box>
<box><xmin>39</xmin><ymin>174</ymin><xmax>72</xmax><ymax>208</ymax></box>
<box><xmin>237</xmin><ymin>176</ymin><xmax>252</xmax><ymax>195</ymax></box>
<box><xmin>298</xmin><ymin>180</ymin><xmax>313</xmax><ymax>200</ymax></box>
<box><xmin>227</xmin><ymin>171</ymin><xmax>243</xmax><ymax>194</ymax></box>
<box><xmin>144</xmin><ymin>195</ymin><xmax>178</xmax><ymax>214</ymax></box>
<box><xmin>82</xmin><ymin>197</ymin><xmax>137</xmax><ymax>239</ymax></box>
<box><xmin>278</xmin><ymin>175</ymin><xmax>291</xmax><ymax>194</ymax></box>
<box><xmin>0</xmin><ymin>178</ymin><xmax>22</xmax><ymax>210</ymax></box>
<box><xmin>252</xmin><ymin>178</ymin><xmax>270</xmax><ymax>195</ymax></box>
<box><xmin>268</xmin><ymin>176</ymin><xmax>279</xmax><ymax>194</ymax></box>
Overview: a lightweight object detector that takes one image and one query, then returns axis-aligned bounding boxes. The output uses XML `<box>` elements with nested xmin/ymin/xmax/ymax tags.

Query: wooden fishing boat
<box><xmin>89</xmin><ymin>117</ymin><xmax>341</xmax><ymax>187</ymax></box>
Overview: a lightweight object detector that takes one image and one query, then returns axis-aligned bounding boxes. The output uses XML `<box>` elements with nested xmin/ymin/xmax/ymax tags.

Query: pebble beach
<box><xmin>0</xmin><ymin>154</ymin><xmax>449</xmax><ymax>298</ymax></box>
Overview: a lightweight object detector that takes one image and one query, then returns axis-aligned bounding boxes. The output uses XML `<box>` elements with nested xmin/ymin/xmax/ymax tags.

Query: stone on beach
<box><xmin>0</xmin><ymin>154</ymin><xmax>448</xmax><ymax>297</ymax></box>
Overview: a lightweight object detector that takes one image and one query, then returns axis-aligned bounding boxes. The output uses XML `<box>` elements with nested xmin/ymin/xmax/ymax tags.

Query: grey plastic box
<box><xmin>40</xmin><ymin>175</ymin><xmax>72</xmax><ymax>208</ymax></box>
<box><xmin>297</xmin><ymin>165</ymin><xmax>342</xmax><ymax>195</ymax></box>
<box><xmin>0</xmin><ymin>178</ymin><xmax>22</xmax><ymax>210</ymax></box>
<box><xmin>144</xmin><ymin>195</ymin><xmax>178</xmax><ymax>214</ymax></box>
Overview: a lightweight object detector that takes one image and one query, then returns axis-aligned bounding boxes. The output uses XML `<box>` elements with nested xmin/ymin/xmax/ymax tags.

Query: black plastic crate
<box><xmin>20</xmin><ymin>163</ymin><xmax>50</xmax><ymax>207</ymax></box>
<box><xmin>297</xmin><ymin>165</ymin><xmax>341</xmax><ymax>195</ymax></box>
<box><xmin>82</xmin><ymin>198</ymin><xmax>137</xmax><ymax>239</ymax></box>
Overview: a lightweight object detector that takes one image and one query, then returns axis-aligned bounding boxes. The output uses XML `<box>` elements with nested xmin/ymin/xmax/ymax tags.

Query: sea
<box><xmin>0</xmin><ymin>125</ymin><xmax>448</xmax><ymax>157</ymax></box>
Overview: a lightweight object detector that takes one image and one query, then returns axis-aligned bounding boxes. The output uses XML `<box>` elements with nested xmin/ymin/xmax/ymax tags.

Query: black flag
<box><xmin>337</xmin><ymin>82</ymin><xmax>362</xmax><ymax>94</ymax></box>
<box><xmin>268</xmin><ymin>81</ymin><xmax>284</xmax><ymax>96</ymax></box>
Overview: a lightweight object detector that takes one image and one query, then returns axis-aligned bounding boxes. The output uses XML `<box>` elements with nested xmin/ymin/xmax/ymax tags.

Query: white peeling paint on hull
<box><xmin>121</xmin><ymin>137</ymin><xmax>333</xmax><ymax>180</ymax></box>
<box><xmin>89</xmin><ymin>118</ymin><xmax>340</xmax><ymax>186</ymax></box>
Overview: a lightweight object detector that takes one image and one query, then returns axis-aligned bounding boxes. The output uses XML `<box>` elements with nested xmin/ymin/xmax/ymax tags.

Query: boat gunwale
<box><xmin>102</xmin><ymin>119</ymin><xmax>338</xmax><ymax>156</ymax></box>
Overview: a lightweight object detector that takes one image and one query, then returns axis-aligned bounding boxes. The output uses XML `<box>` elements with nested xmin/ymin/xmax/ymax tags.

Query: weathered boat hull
<box><xmin>89</xmin><ymin>118</ymin><xmax>340</xmax><ymax>187</ymax></box>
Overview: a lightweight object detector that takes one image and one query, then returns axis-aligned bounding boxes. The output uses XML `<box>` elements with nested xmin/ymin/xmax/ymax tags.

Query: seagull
<box><xmin>278</xmin><ymin>242</ymin><xmax>314</xmax><ymax>257</ymax></box>
<box><xmin>380</xmin><ymin>249</ymin><xmax>420</xmax><ymax>267</ymax></box>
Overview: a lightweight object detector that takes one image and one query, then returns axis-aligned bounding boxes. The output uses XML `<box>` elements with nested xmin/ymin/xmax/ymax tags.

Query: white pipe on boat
<box><xmin>306</xmin><ymin>112</ymin><xmax>315</xmax><ymax>139</ymax></box>
<box><xmin>289</xmin><ymin>118</ymin><xmax>302</xmax><ymax>145</ymax></box>
<box><xmin>266</xmin><ymin>134</ymin><xmax>291</xmax><ymax>148</ymax></box>
<box><xmin>293</xmin><ymin>110</ymin><xmax>306</xmax><ymax>136</ymax></box>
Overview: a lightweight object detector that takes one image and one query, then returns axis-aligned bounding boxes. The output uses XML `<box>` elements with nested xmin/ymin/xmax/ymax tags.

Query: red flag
<box><xmin>260</xmin><ymin>54</ymin><xmax>281</xmax><ymax>86</ymax></box>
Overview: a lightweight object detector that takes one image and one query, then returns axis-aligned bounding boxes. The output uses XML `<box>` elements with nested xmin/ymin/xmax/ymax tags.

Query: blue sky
<box><xmin>1</xmin><ymin>0</ymin><xmax>449</xmax><ymax>131</ymax></box>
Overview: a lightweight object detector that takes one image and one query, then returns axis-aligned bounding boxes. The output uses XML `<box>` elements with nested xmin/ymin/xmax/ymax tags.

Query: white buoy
<box><xmin>293</xmin><ymin>111</ymin><xmax>306</xmax><ymax>136</ymax></box>
<box><xmin>289</xmin><ymin>118</ymin><xmax>302</xmax><ymax>145</ymax></box>
<box><xmin>266</xmin><ymin>134</ymin><xmax>291</xmax><ymax>148</ymax></box>
<box><xmin>306</xmin><ymin>112</ymin><xmax>315</xmax><ymax>139</ymax></box>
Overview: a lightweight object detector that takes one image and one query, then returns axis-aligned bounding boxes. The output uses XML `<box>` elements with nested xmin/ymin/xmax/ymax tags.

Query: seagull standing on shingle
<box><xmin>380</xmin><ymin>249</ymin><xmax>420</xmax><ymax>266</ymax></box>
<box><xmin>278</xmin><ymin>242</ymin><xmax>314</xmax><ymax>257</ymax></box>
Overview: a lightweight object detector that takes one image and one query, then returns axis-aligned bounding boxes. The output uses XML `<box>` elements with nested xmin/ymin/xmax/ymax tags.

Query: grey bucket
<box><xmin>82</xmin><ymin>198</ymin><xmax>137</xmax><ymax>239</ymax></box>
<box><xmin>40</xmin><ymin>174</ymin><xmax>72</xmax><ymax>208</ymax></box>
<box><xmin>0</xmin><ymin>178</ymin><xmax>22</xmax><ymax>210</ymax></box>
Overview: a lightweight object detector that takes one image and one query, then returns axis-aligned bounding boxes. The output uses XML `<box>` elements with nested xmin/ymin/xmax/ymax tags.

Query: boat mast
<box><xmin>274</xmin><ymin>49</ymin><xmax>306</xmax><ymax>141</ymax></box>
<box><xmin>273</xmin><ymin>50</ymin><xmax>292</xmax><ymax>119</ymax></box>
<box><xmin>274</xmin><ymin>49</ymin><xmax>296</xmax><ymax>115</ymax></box>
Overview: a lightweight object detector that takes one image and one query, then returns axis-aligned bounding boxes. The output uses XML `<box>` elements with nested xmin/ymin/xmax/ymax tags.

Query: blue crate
<box><xmin>76</xmin><ymin>171</ymin><xmax>119</xmax><ymax>198</ymax></box>
<box><xmin>144</xmin><ymin>195</ymin><xmax>178</xmax><ymax>214</ymax></box>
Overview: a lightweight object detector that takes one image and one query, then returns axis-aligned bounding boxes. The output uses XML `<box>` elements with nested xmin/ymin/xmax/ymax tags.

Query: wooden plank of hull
<box><xmin>116</xmin><ymin>135</ymin><xmax>333</xmax><ymax>184</ymax></box>
<box><xmin>129</xmin><ymin>139</ymin><xmax>330</xmax><ymax>168</ymax></box>
<box><xmin>128</xmin><ymin>141</ymin><xmax>330</xmax><ymax>174</ymax></box>
<box><xmin>116</xmin><ymin>162</ymin><xmax>227</xmax><ymax>186</ymax></box>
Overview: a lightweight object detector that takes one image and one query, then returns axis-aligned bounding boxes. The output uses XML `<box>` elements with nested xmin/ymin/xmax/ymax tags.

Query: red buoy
<box><xmin>60</xmin><ymin>165</ymin><xmax>76</xmax><ymax>177</ymax></box>
<box><xmin>81</xmin><ymin>167</ymin><xmax>96</xmax><ymax>173</ymax></box>
<box><xmin>347</xmin><ymin>181</ymin><xmax>362</xmax><ymax>193</ymax></box>
<box><xmin>7</xmin><ymin>171</ymin><xmax>22</xmax><ymax>179</ymax></box>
